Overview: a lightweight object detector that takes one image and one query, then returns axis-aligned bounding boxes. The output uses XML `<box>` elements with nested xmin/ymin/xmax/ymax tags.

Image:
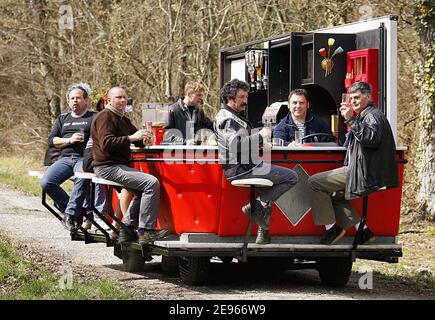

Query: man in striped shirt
<box><xmin>272</xmin><ymin>89</ymin><xmax>335</xmax><ymax>146</ymax></box>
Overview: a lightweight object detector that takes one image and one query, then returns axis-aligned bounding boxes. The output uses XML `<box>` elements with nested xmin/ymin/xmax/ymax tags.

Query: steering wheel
<box><xmin>301</xmin><ymin>133</ymin><xmax>341</xmax><ymax>145</ymax></box>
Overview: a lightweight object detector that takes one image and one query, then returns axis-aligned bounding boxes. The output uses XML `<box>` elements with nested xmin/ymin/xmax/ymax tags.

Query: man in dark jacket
<box><xmin>164</xmin><ymin>81</ymin><xmax>213</xmax><ymax>144</ymax></box>
<box><xmin>307</xmin><ymin>82</ymin><xmax>399</xmax><ymax>245</ymax></box>
<box><xmin>215</xmin><ymin>79</ymin><xmax>298</xmax><ymax>244</ymax></box>
<box><xmin>273</xmin><ymin>89</ymin><xmax>335</xmax><ymax>145</ymax></box>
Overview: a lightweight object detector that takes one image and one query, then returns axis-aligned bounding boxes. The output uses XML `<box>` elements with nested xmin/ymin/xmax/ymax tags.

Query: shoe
<box><xmin>61</xmin><ymin>214</ymin><xmax>80</xmax><ymax>232</ymax></box>
<box><xmin>320</xmin><ymin>224</ymin><xmax>346</xmax><ymax>245</ymax></box>
<box><xmin>357</xmin><ymin>227</ymin><xmax>375</xmax><ymax>245</ymax></box>
<box><xmin>255</xmin><ymin>227</ymin><xmax>271</xmax><ymax>244</ymax></box>
<box><xmin>119</xmin><ymin>225</ymin><xmax>138</xmax><ymax>243</ymax></box>
<box><xmin>82</xmin><ymin>220</ymin><xmax>92</xmax><ymax>231</ymax></box>
<box><xmin>138</xmin><ymin>229</ymin><xmax>169</xmax><ymax>245</ymax></box>
<box><xmin>242</xmin><ymin>200</ymin><xmax>268</xmax><ymax>229</ymax></box>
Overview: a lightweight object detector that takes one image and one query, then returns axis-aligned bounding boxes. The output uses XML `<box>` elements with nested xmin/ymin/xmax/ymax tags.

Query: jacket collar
<box><xmin>284</xmin><ymin>111</ymin><xmax>314</xmax><ymax>128</ymax></box>
<box><xmin>222</xmin><ymin>103</ymin><xmax>252</xmax><ymax>127</ymax></box>
<box><xmin>179</xmin><ymin>97</ymin><xmax>199</xmax><ymax>112</ymax></box>
<box><xmin>106</xmin><ymin>104</ymin><xmax>125</xmax><ymax>118</ymax></box>
<box><xmin>359</xmin><ymin>103</ymin><xmax>375</xmax><ymax>118</ymax></box>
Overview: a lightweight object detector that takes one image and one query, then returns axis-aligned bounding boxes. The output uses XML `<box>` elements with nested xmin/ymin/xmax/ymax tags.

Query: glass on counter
<box><xmin>141</xmin><ymin>102</ymin><xmax>170</xmax><ymax>128</ymax></box>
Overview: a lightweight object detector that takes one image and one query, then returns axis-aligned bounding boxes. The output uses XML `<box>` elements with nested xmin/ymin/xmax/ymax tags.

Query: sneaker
<box><xmin>320</xmin><ymin>224</ymin><xmax>346</xmax><ymax>245</ymax></box>
<box><xmin>119</xmin><ymin>225</ymin><xmax>138</xmax><ymax>243</ymax></box>
<box><xmin>82</xmin><ymin>220</ymin><xmax>92</xmax><ymax>231</ymax></box>
<box><xmin>255</xmin><ymin>227</ymin><xmax>271</xmax><ymax>244</ymax></box>
<box><xmin>61</xmin><ymin>214</ymin><xmax>79</xmax><ymax>232</ymax></box>
<box><xmin>357</xmin><ymin>227</ymin><xmax>375</xmax><ymax>245</ymax></box>
<box><xmin>242</xmin><ymin>200</ymin><xmax>268</xmax><ymax>229</ymax></box>
<box><xmin>138</xmin><ymin>229</ymin><xmax>169</xmax><ymax>245</ymax></box>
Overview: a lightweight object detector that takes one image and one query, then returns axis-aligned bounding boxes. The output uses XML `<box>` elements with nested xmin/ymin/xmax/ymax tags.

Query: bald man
<box><xmin>91</xmin><ymin>87</ymin><xmax>169</xmax><ymax>244</ymax></box>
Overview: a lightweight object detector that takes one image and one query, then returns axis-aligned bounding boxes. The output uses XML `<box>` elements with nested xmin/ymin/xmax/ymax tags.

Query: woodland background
<box><xmin>0</xmin><ymin>0</ymin><xmax>433</xmax><ymax>219</ymax></box>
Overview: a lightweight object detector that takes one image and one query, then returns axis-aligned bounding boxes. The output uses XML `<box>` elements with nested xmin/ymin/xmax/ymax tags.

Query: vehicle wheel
<box><xmin>317</xmin><ymin>257</ymin><xmax>353</xmax><ymax>287</ymax></box>
<box><xmin>178</xmin><ymin>257</ymin><xmax>210</xmax><ymax>285</ymax></box>
<box><xmin>161</xmin><ymin>256</ymin><xmax>179</xmax><ymax>276</ymax></box>
<box><xmin>121</xmin><ymin>245</ymin><xmax>145</xmax><ymax>272</ymax></box>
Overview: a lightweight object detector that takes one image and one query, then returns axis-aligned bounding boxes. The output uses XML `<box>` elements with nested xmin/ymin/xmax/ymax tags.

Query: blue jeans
<box><xmin>40</xmin><ymin>156</ymin><xmax>90</xmax><ymax>217</ymax></box>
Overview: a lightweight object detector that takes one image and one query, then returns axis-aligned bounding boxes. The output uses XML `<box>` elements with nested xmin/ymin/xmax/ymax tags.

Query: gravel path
<box><xmin>0</xmin><ymin>184</ymin><xmax>433</xmax><ymax>300</ymax></box>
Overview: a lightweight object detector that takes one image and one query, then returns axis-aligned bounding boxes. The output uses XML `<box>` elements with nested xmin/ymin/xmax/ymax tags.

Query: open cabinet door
<box><xmin>316</xmin><ymin>15</ymin><xmax>398</xmax><ymax>140</ymax></box>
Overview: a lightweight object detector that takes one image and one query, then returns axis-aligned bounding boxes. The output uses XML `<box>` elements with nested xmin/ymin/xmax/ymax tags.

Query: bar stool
<box><xmin>231</xmin><ymin>178</ymin><xmax>273</xmax><ymax>262</ymax></box>
<box><xmin>90</xmin><ymin>177</ymin><xmax>129</xmax><ymax>240</ymax></box>
<box><xmin>352</xmin><ymin>187</ymin><xmax>386</xmax><ymax>252</ymax></box>
<box><xmin>75</xmin><ymin>172</ymin><xmax>114</xmax><ymax>241</ymax></box>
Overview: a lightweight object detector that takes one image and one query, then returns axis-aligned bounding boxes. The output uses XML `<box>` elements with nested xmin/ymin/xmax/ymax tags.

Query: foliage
<box><xmin>0</xmin><ymin>240</ymin><xmax>135</xmax><ymax>300</ymax></box>
<box><xmin>0</xmin><ymin>156</ymin><xmax>73</xmax><ymax>196</ymax></box>
<box><xmin>413</xmin><ymin>0</ymin><xmax>435</xmax><ymax>219</ymax></box>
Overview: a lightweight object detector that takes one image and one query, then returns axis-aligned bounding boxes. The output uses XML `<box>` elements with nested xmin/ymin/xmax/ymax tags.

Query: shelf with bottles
<box><xmin>245</xmin><ymin>49</ymin><xmax>268</xmax><ymax>92</ymax></box>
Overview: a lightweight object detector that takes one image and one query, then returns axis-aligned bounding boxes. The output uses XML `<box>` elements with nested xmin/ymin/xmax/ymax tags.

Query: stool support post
<box><xmin>41</xmin><ymin>190</ymin><xmax>63</xmax><ymax>222</ymax></box>
<box><xmin>352</xmin><ymin>196</ymin><xmax>369</xmax><ymax>250</ymax></box>
<box><xmin>240</xmin><ymin>186</ymin><xmax>256</xmax><ymax>262</ymax></box>
<box><xmin>106</xmin><ymin>185</ymin><xmax>129</xmax><ymax>231</ymax></box>
<box><xmin>88</xmin><ymin>182</ymin><xmax>113</xmax><ymax>243</ymax></box>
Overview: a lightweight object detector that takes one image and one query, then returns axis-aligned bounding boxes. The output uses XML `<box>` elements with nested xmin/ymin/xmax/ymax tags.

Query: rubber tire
<box><xmin>317</xmin><ymin>257</ymin><xmax>353</xmax><ymax>287</ymax></box>
<box><xmin>161</xmin><ymin>256</ymin><xmax>179</xmax><ymax>276</ymax></box>
<box><xmin>178</xmin><ymin>257</ymin><xmax>210</xmax><ymax>285</ymax></box>
<box><xmin>122</xmin><ymin>246</ymin><xmax>146</xmax><ymax>272</ymax></box>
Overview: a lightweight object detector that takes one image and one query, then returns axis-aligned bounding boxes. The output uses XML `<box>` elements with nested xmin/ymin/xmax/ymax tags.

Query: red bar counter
<box><xmin>131</xmin><ymin>145</ymin><xmax>405</xmax><ymax>238</ymax></box>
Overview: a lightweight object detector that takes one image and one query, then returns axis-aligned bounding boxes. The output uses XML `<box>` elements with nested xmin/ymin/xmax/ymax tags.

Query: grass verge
<box><xmin>0</xmin><ymin>156</ymin><xmax>73</xmax><ymax>196</ymax></box>
<box><xmin>0</xmin><ymin>239</ymin><xmax>134</xmax><ymax>300</ymax></box>
<box><xmin>353</xmin><ymin>218</ymin><xmax>435</xmax><ymax>295</ymax></box>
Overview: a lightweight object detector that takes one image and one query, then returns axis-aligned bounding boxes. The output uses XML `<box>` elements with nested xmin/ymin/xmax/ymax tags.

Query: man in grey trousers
<box><xmin>91</xmin><ymin>86</ymin><xmax>168</xmax><ymax>244</ymax></box>
<box><xmin>307</xmin><ymin>82</ymin><xmax>399</xmax><ymax>245</ymax></box>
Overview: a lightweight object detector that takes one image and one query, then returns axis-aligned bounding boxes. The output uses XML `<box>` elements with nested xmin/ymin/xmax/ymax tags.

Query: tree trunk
<box><xmin>415</xmin><ymin>0</ymin><xmax>435</xmax><ymax>219</ymax></box>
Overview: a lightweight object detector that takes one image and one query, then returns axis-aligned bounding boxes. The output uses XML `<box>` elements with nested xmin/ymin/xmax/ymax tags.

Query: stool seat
<box><xmin>92</xmin><ymin>177</ymin><xmax>123</xmax><ymax>187</ymax></box>
<box><xmin>231</xmin><ymin>178</ymin><xmax>273</xmax><ymax>188</ymax></box>
<box><xmin>74</xmin><ymin>171</ymin><xmax>96</xmax><ymax>179</ymax></box>
<box><xmin>28</xmin><ymin>170</ymin><xmax>44</xmax><ymax>177</ymax></box>
<box><xmin>28</xmin><ymin>170</ymin><xmax>45</xmax><ymax>179</ymax></box>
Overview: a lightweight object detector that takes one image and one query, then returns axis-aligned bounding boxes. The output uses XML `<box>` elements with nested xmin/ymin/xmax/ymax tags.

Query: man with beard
<box><xmin>214</xmin><ymin>79</ymin><xmax>298</xmax><ymax>244</ymax></box>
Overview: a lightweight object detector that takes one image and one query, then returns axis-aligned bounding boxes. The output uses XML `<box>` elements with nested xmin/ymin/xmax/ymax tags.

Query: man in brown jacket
<box><xmin>91</xmin><ymin>87</ymin><xmax>168</xmax><ymax>244</ymax></box>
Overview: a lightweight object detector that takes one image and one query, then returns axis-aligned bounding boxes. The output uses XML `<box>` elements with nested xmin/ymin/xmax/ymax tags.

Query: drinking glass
<box><xmin>341</xmin><ymin>93</ymin><xmax>349</xmax><ymax>106</ymax></box>
<box><xmin>294</xmin><ymin>131</ymin><xmax>303</xmax><ymax>145</ymax></box>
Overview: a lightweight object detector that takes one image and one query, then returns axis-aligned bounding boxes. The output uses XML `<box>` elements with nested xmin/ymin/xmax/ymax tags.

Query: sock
<box><xmin>257</xmin><ymin>198</ymin><xmax>269</xmax><ymax>208</ymax></box>
<box><xmin>355</xmin><ymin>223</ymin><xmax>367</xmax><ymax>230</ymax></box>
<box><xmin>325</xmin><ymin>223</ymin><xmax>335</xmax><ymax>230</ymax></box>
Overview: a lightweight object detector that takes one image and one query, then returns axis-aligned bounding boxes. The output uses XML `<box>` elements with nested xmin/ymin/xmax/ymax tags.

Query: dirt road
<box><xmin>0</xmin><ymin>185</ymin><xmax>432</xmax><ymax>300</ymax></box>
